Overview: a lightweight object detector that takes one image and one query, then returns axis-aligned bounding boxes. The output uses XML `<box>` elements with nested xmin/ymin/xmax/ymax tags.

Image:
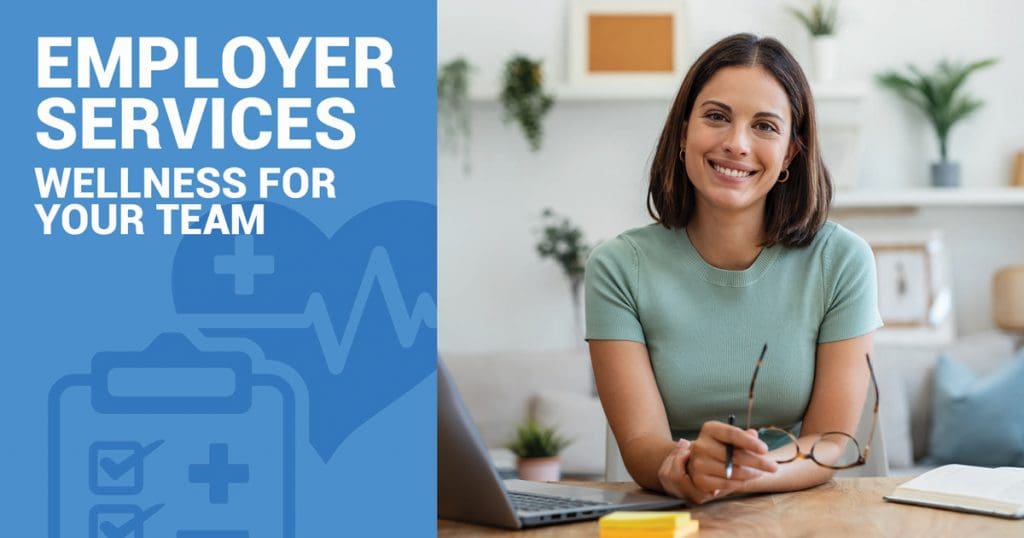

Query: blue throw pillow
<box><xmin>927</xmin><ymin>352</ymin><xmax>1024</xmax><ymax>466</ymax></box>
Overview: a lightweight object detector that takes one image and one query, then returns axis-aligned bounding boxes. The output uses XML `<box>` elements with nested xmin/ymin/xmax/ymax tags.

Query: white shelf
<box><xmin>469</xmin><ymin>84</ymin><xmax>676</xmax><ymax>102</ymax></box>
<box><xmin>811</xmin><ymin>83</ymin><xmax>868</xmax><ymax>101</ymax></box>
<box><xmin>470</xmin><ymin>82</ymin><xmax>867</xmax><ymax>103</ymax></box>
<box><xmin>833</xmin><ymin>188</ymin><xmax>1024</xmax><ymax>209</ymax></box>
<box><xmin>550</xmin><ymin>82</ymin><xmax>679</xmax><ymax>101</ymax></box>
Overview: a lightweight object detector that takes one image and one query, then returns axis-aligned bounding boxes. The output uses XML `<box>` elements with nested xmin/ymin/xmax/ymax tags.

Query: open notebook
<box><xmin>884</xmin><ymin>464</ymin><xmax>1024</xmax><ymax>519</ymax></box>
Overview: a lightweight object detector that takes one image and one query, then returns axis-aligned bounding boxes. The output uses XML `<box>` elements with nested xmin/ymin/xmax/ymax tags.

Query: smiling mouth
<box><xmin>709</xmin><ymin>159</ymin><xmax>758</xmax><ymax>178</ymax></box>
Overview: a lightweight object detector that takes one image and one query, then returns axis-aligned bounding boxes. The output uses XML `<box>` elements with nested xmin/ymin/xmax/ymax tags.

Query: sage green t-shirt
<box><xmin>584</xmin><ymin>221</ymin><xmax>882</xmax><ymax>442</ymax></box>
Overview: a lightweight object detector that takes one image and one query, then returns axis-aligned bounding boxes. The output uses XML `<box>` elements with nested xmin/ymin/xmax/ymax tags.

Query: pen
<box><xmin>725</xmin><ymin>414</ymin><xmax>736</xmax><ymax>480</ymax></box>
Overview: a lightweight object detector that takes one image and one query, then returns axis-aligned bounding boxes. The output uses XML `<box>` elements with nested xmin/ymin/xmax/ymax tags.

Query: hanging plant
<box><xmin>437</xmin><ymin>57</ymin><xmax>473</xmax><ymax>172</ymax></box>
<box><xmin>535</xmin><ymin>208</ymin><xmax>592</xmax><ymax>343</ymax></box>
<box><xmin>500</xmin><ymin>55</ymin><xmax>554</xmax><ymax>152</ymax></box>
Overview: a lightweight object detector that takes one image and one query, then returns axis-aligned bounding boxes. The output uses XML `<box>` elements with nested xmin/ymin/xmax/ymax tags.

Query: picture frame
<box><xmin>860</xmin><ymin>230</ymin><xmax>954</xmax><ymax>345</ymax></box>
<box><xmin>567</xmin><ymin>0</ymin><xmax>687</xmax><ymax>91</ymax></box>
<box><xmin>873</xmin><ymin>243</ymin><xmax>933</xmax><ymax>327</ymax></box>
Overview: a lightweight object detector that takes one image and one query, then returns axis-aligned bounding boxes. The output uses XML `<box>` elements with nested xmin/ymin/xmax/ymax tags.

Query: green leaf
<box><xmin>948</xmin><ymin>95</ymin><xmax>984</xmax><ymax>125</ymax></box>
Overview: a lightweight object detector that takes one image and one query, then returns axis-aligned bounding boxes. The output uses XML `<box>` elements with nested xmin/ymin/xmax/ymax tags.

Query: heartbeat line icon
<box><xmin>182</xmin><ymin>246</ymin><xmax>436</xmax><ymax>375</ymax></box>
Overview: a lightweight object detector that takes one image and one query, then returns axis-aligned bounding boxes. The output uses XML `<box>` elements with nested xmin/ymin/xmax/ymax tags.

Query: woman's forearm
<box><xmin>736</xmin><ymin>456</ymin><xmax>834</xmax><ymax>494</ymax></box>
<box><xmin>620</xmin><ymin>434</ymin><xmax>679</xmax><ymax>492</ymax></box>
<box><xmin>735</xmin><ymin>435</ymin><xmax>837</xmax><ymax>494</ymax></box>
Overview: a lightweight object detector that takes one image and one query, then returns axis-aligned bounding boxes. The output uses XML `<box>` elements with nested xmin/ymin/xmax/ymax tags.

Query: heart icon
<box><xmin>171</xmin><ymin>201</ymin><xmax>437</xmax><ymax>461</ymax></box>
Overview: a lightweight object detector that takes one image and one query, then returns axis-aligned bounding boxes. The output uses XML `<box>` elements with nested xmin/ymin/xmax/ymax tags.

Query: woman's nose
<box><xmin>722</xmin><ymin>127</ymin><xmax>750</xmax><ymax>156</ymax></box>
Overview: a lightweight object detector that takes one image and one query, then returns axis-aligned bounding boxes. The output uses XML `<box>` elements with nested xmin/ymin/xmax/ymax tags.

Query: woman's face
<box><xmin>682</xmin><ymin>65</ymin><xmax>797</xmax><ymax>216</ymax></box>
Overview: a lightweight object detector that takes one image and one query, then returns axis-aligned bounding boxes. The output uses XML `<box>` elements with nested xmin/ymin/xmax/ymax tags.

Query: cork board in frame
<box><xmin>568</xmin><ymin>0</ymin><xmax>686</xmax><ymax>90</ymax></box>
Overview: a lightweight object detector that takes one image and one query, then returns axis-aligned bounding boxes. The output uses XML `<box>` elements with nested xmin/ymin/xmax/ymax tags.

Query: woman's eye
<box><xmin>755</xmin><ymin>122</ymin><xmax>779</xmax><ymax>133</ymax></box>
<box><xmin>705</xmin><ymin>112</ymin><xmax>727</xmax><ymax>122</ymax></box>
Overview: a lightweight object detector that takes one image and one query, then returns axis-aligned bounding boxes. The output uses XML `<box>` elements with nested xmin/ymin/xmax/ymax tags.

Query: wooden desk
<box><xmin>438</xmin><ymin>477</ymin><xmax>1023</xmax><ymax>537</ymax></box>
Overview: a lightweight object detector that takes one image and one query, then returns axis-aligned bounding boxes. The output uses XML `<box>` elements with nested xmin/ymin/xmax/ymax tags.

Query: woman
<box><xmin>585</xmin><ymin>33</ymin><xmax>882</xmax><ymax>504</ymax></box>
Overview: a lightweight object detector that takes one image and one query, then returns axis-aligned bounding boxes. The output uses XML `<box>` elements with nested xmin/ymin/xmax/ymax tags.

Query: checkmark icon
<box><xmin>90</xmin><ymin>504</ymin><xmax>163</xmax><ymax>538</ymax></box>
<box><xmin>99</xmin><ymin>440</ymin><xmax>164</xmax><ymax>480</ymax></box>
<box><xmin>90</xmin><ymin>440</ymin><xmax>165</xmax><ymax>495</ymax></box>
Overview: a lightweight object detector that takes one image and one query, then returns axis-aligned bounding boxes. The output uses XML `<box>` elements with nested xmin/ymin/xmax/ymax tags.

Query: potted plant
<box><xmin>876</xmin><ymin>58</ymin><xmax>997</xmax><ymax>187</ymax></box>
<box><xmin>536</xmin><ymin>208</ymin><xmax>592</xmax><ymax>343</ymax></box>
<box><xmin>500</xmin><ymin>55</ymin><xmax>554</xmax><ymax>152</ymax></box>
<box><xmin>507</xmin><ymin>418</ymin><xmax>571</xmax><ymax>481</ymax></box>
<box><xmin>438</xmin><ymin>57</ymin><xmax>473</xmax><ymax>173</ymax></box>
<box><xmin>788</xmin><ymin>0</ymin><xmax>840</xmax><ymax>81</ymax></box>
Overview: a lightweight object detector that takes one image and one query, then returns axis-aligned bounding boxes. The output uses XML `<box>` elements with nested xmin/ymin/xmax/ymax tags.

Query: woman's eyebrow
<box><xmin>699</xmin><ymin>100</ymin><xmax>786</xmax><ymax>123</ymax></box>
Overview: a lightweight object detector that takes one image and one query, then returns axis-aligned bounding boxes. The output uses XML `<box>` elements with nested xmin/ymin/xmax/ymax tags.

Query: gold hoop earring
<box><xmin>777</xmin><ymin>169</ymin><xmax>790</xmax><ymax>183</ymax></box>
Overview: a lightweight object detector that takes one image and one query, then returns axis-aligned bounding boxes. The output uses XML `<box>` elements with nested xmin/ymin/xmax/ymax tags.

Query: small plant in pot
<box><xmin>788</xmin><ymin>0</ymin><xmax>840</xmax><ymax>82</ymax></box>
<box><xmin>507</xmin><ymin>418</ymin><xmax>571</xmax><ymax>481</ymax></box>
<box><xmin>876</xmin><ymin>58</ymin><xmax>997</xmax><ymax>187</ymax></box>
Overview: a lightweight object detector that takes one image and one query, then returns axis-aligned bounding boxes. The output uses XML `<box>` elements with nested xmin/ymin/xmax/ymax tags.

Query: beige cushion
<box><xmin>442</xmin><ymin>350</ymin><xmax>593</xmax><ymax>447</ymax></box>
<box><xmin>530</xmin><ymin>390</ymin><xmax>606</xmax><ymax>475</ymax></box>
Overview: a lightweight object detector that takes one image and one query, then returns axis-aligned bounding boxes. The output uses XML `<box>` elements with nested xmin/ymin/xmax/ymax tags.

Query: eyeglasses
<box><xmin>745</xmin><ymin>344</ymin><xmax>879</xmax><ymax>470</ymax></box>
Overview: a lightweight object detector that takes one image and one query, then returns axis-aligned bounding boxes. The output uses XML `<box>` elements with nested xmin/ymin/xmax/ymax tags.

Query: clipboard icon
<box><xmin>48</xmin><ymin>333</ymin><xmax>296</xmax><ymax>538</ymax></box>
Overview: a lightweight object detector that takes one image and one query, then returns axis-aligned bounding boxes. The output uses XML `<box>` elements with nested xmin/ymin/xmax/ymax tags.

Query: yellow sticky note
<box><xmin>600</xmin><ymin>519</ymin><xmax>699</xmax><ymax>538</ymax></box>
<box><xmin>599</xmin><ymin>511</ymin><xmax>692</xmax><ymax>530</ymax></box>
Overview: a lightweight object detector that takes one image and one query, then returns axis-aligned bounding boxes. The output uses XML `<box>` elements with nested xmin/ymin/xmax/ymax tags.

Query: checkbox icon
<box><xmin>89</xmin><ymin>503</ymin><xmax>163</xmax><ymax>538</ymax></box>
<box><xmin>89</xmin><ymin>440</ymin><xmax>164</xmax><ymax>495</ymax></box>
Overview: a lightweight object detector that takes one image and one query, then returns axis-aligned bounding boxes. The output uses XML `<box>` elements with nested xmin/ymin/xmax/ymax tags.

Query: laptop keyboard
<box><xmin>508</xmin><ymin>491</ymin><xmax>610</xmax><ymax>513</ymax></box>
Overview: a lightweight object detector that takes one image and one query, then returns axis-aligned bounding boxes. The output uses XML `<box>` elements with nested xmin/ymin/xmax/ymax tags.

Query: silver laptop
<box><xmin>438</xmin><ymin>359</ymin><xmax>684</xmax><ymax>529</ymax></box>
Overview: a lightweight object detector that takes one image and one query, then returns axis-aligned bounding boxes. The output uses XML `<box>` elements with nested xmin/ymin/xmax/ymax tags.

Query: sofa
<box><xmin>443</xmin><ymin>330</ymin><xmax>1020</xmax><ymax>479</ymax></box>
<box><xmin>442</xmin><ymin>349</ymin><xmax>606</xmax><ymax>478</ymax></box>
<box><xmin>872</xmin><ymin>330</ymin><xmax>1019</xmax><ymax>475</ymax></box>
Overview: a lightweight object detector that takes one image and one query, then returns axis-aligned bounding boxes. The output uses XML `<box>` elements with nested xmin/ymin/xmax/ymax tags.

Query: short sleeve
<box><xmin>584</xmin><ymin>236</ymin><xmax>646</xmax><ymax>343</ymax></box>
<box><xmin>818</xmin><ymin>227</ymin><xmax>884</xmax><ymax>343</ymax></box>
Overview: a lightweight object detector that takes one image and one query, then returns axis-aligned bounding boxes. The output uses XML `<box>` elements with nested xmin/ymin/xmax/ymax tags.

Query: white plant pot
<box><xmin>517</xmin><ymin>456</ymin><xmax>562</xmax><ymax>482</ymax></box>
<box><xmin>811</xmin><ymin>36</ymin><xmax>837</xmax><ymax>82</ymax></box>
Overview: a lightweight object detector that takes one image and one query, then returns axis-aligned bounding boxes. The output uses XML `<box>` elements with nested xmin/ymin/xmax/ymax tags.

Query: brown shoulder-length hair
<box><xmin>647</xmin><ymin>33</ymin><xmax>832</xmax><ymax>247</ymax></box>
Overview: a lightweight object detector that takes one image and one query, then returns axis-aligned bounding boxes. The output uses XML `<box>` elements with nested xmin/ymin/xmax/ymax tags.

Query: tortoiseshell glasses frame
<box><xmin>745</xmin><ymin>344</ymin><xmax>879</xmax><ymax>470</ymax></box>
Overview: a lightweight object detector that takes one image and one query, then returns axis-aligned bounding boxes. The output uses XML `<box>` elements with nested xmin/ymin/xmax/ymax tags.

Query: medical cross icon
<box><xmin>214</xmin><ymin>235</ymin><xmax>275</xmax><ymax>295</ymax></box>
<box><xmin>189</xmin><ymin>443</ymin><xmax>250</xmax><ymax>504</ymax></box>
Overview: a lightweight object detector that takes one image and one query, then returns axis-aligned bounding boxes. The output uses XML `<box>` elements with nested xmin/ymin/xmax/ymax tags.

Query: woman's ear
<box><xmin>783</xmin><ymin>139</ymin><xmax>799</xmax><ymax>168</ymax></box>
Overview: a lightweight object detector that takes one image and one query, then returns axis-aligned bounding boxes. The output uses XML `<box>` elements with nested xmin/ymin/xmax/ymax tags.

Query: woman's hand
<box><xmin>686</xmin><ymin>421</ymin><xmax>779</xmax><ymax>498</ymax></box>
<box><xmin>657</xmin><ymin>438</ymin><xmax>732</xmax><ymax>504</ymax></box>
<box><xmin>657</xmin><ymin>439</ymin><xmax>715</xmax><ymax>504</ymax></box>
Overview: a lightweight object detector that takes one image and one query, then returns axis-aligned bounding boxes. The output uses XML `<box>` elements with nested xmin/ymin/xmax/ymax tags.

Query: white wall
<box><xmin>438</xmin><ymin>0</ymin><xmax>1024</xmax><ymax>353</ymax></box>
